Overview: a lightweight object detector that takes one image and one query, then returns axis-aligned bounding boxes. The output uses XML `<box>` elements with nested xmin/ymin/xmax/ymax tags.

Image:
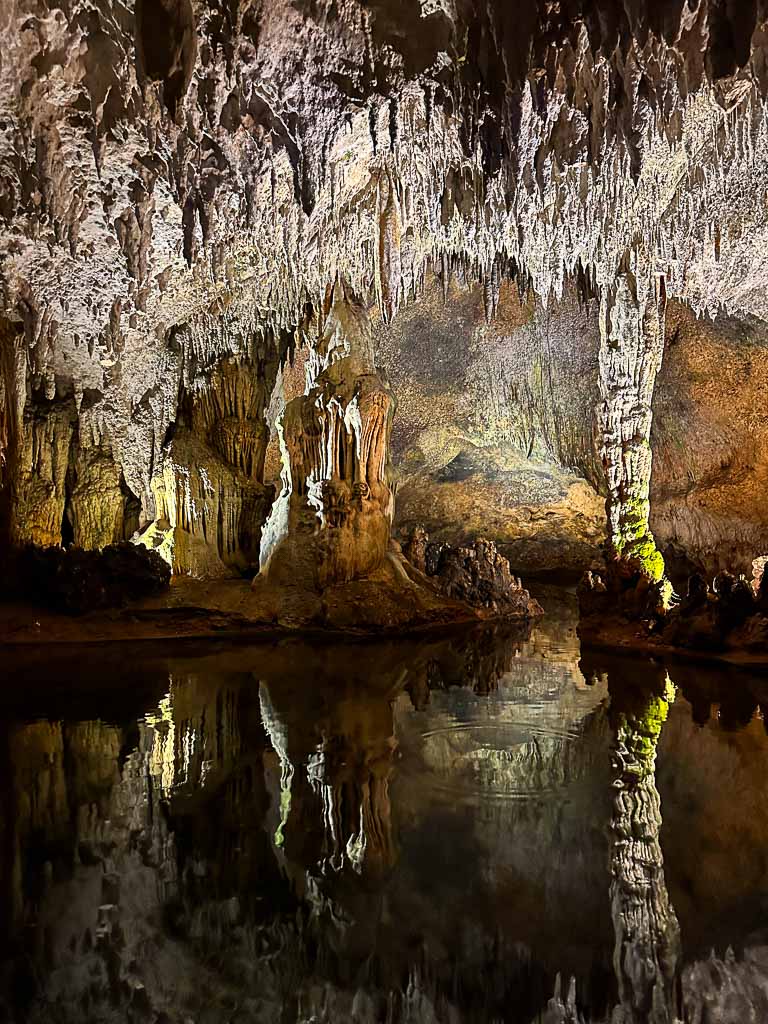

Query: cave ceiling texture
<box><xmin>2</xmin><ymin>0</ymin><xmax>768</xmax><ymax>599</ymax></box>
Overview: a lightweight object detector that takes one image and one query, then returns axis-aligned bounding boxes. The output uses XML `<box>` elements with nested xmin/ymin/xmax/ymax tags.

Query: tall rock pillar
<box><xmin>598</xmin><ymin>271</ymin><xmax>667</xmax><ymax>581</ymax></box>
<box><xmin>258</xmin><ymin>283</ymin><xmax>395</xmax><ymax>589</ymax></box>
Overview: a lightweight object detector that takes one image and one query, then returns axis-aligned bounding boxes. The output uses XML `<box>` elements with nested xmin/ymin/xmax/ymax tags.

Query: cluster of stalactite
<box><xmin>3</xmin><ymin>2</ymin><xmax>768</xmax><ymax>584</ymax></box>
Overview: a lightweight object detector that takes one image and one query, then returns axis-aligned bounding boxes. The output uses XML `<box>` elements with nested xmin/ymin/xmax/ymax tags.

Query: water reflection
<box><xmin>607</xmin><ymin>669</ymin><xmax>680</xmax><ymax>1024</ymax></box>
<box><xmin>2</xmin><ymin>598</ymin><xmax>768</xmax><ymax>1022</ymax></box>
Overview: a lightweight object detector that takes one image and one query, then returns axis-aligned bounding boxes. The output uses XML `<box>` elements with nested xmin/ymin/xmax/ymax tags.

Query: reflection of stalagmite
<box><xmin>258</xmin><ymin>283</ymin><xmax>395</xmax><ymax>588</ymax></box>
<box><xmin>608</xmin><ymin>674</ymin><xmax>680</xmax><ymax>1024</ymax></box>
<box><xmin>597</xmin><ymin>271</ymin><xmax>666</xmax><ymax>582</ymax></box>
<box><xmin>260</xmin><ymin>682</ymin><xmax>397</xmax><ymax>876</ymax></box>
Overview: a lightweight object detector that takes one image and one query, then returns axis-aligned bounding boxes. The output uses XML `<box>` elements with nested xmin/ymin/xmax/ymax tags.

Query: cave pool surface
<box><xmin>2</xmin><ymin>586</ymin><xmax>768</xmax><ymax>1023</ymax></box>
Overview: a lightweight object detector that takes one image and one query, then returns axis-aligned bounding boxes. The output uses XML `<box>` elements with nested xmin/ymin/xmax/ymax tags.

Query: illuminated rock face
<box><xmin>143</xmin><ymin>355</ymin><xmax>277</xmax><ymax>576</ymax></box>
<box><xmin>259</xmin><ymin>287</ymin><xmax>395</xmax><ymax>588</ymax></box>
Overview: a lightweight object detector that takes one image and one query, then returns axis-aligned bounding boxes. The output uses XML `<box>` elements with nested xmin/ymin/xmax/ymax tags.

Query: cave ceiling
<box><xmin>1</xmin><ymin>0</ymin><xmax>768</xmax><ymax>532</ymax></box>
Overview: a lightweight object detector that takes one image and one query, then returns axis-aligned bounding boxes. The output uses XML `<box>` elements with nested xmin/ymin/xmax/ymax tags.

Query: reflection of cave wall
<box><xmin>6</xmin><ymin>635</ymin><xmax>768</xmax><ymax>1022</ymax></box>
<box><xmin>658</xmin><ymin>695</ymin><xmax>768</xmax><ymax>956</ymax></box>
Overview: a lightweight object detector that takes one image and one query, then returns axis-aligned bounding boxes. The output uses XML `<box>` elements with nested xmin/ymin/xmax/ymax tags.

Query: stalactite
<box><xmin>0</xmin><ymin>321</ymin><xmax>25</xmax><ymax>545</ymax></box>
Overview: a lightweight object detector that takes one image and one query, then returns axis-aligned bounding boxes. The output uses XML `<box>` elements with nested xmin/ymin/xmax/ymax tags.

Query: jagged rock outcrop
<box><xmin>403</xmin><ymin>525</ymin><xmax>544</xmax><ymax>616</ymax></box>
<box><xmin>578</xmin><ymin>559</ymin><xmax>768</xmax><ymax>655</ymax></box>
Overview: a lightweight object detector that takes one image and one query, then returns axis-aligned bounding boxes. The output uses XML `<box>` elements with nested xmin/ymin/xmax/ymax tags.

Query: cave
<box><xmin>3</xmin><ymin>2</ymin><xmax>768</xmax><ymax>1022</ymax></box>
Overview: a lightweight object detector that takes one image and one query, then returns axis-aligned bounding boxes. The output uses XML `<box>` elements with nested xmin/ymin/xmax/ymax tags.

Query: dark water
<box><xmin>2</xmin><ymin>588</ymin><xmax>768</xmax><ymax>1024</ymax></box>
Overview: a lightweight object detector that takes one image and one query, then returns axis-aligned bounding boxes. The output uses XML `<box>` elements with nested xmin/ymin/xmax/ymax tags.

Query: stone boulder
<box><xmin>403</xmin><ymin>527</ymin><xmax>543</xmax><ymax>617</ymax></box>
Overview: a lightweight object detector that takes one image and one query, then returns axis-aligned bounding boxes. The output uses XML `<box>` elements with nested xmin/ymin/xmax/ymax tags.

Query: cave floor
<box><xmin>578</xmin><ymin>617</ymin><xmax>768</xmax><ymax>671</ymax></box>
<box><xmin>0</xmin><ymin>571</ymin><xmax>531</xmax><ymax>647</ymax></box>
<box><xmin>3</xmin><ymin>578</ymin><xmax>768</xmax><ymax>676</ymax></box>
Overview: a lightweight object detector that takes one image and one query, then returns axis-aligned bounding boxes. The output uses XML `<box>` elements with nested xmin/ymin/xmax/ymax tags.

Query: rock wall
<box><xmin>651</xmin><ymin>302</ymin><xmax>768</xmax><ymax>580</ymax></box>
<box><xmin>374</xmin><ymin>276</ymin><xmax>607</xmax><ymax>575</ymax></box>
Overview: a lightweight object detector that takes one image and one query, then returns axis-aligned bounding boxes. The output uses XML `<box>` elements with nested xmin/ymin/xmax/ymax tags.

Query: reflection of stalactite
<box><xmin>306</xmin><ymin>740</ymin><xmax>396</xmax><ymax>875</ymax></box>
<box><xmin>609</xmin><ymin>675</ymin><xmax>680</xmax><ymax>1024</ymax></box>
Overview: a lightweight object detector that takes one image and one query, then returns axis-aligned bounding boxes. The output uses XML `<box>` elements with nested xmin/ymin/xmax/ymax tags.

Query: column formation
<box><xmin>597</xmin><ymin>271</ymin><xmax>667</xmax><ymax>581</ymax></box>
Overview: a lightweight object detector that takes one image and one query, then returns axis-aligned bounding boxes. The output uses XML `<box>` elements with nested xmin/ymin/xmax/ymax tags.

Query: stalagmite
<box><xmin>258</xmin><ymin>283</ymin><xmax>395</xmax><ymax>589</ymax></box>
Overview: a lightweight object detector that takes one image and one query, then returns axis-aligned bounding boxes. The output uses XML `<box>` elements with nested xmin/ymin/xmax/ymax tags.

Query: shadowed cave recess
<box><xmin>4</xmin><ymin>0</ymin><xmax>768</xmax><ymax>1021</ymax></box>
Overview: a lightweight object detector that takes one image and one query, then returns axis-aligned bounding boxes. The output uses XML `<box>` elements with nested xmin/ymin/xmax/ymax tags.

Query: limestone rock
<box><xmin>258</xmin><ymin>286</ymin><xmax>395</xmax><ymax>589</ymax></box>
<box><xmin>4</xmin><ymin>1</ymin><xmax>768</xmax><ymax>616</ymax></box>
<box><xmin>403</xmin><ymin>526</ymin><xmax>544</xmax><ymax>617</ymax></box>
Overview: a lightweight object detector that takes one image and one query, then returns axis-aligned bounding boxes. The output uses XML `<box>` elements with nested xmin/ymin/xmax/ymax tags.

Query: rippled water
<box><xmin>2</xmin><ymin>586</ymin><xmax>768</xmax><ymax>1023</ymax></box>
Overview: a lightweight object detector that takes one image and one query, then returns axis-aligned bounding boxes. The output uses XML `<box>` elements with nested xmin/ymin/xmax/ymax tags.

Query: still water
<box><xmin>2</xmin><ymin>588</ymin><xmax>768</xmax><ymax>1024</ymax></box>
